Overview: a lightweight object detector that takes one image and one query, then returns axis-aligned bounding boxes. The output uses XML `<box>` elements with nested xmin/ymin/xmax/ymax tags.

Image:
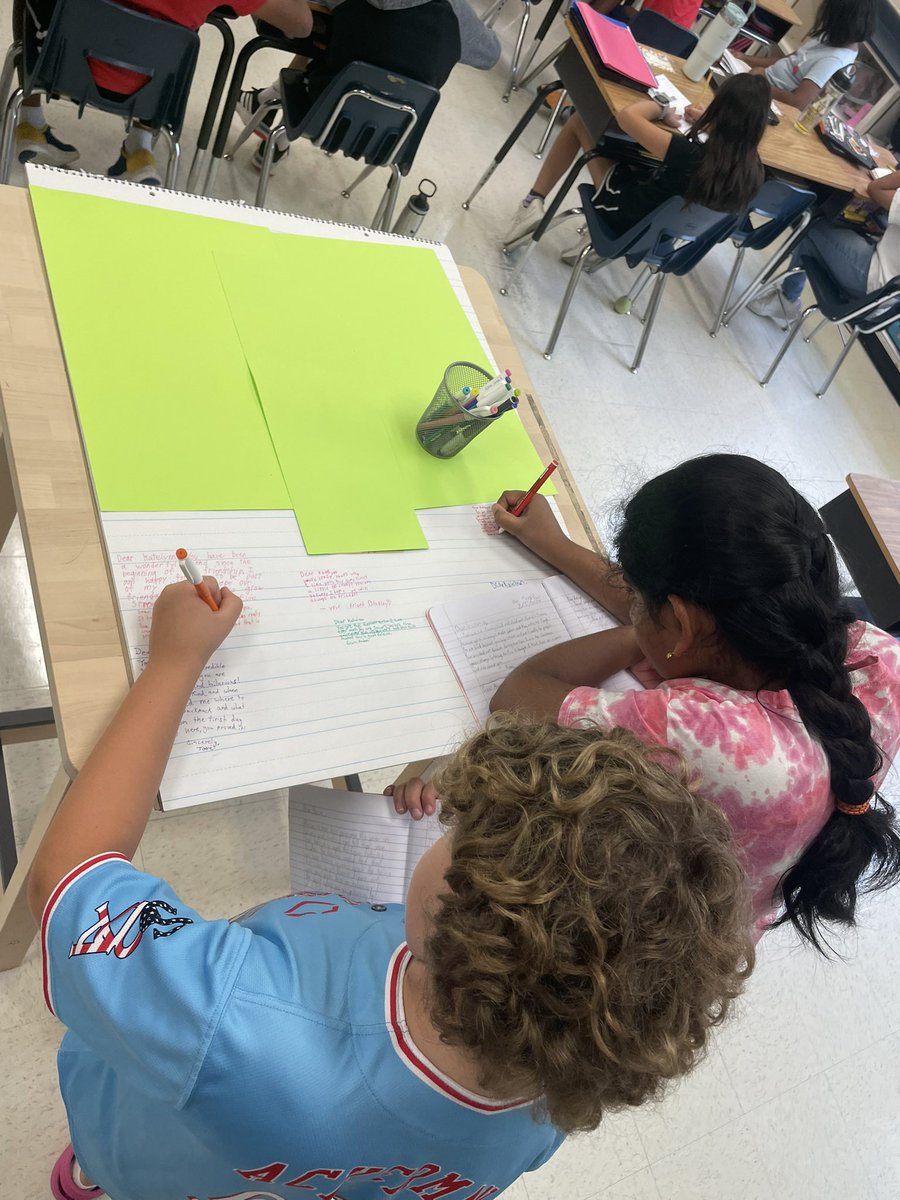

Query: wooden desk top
<box><xmin>848</xmin><ymin>473</ymin><xmax>900</xmax><ymax>584</ymax></box>
<box><xmin>0</xmin><ymin>186</ymin><xmax>602</xmax><ymax>774</ymax></box>
<box><xmin>755</xmin><ymin>0</ymin><xmax>802</xmax><ymax>28</ymax></box>
<box><xmin>566</xmin><ymin>17</ymin><xmax>893</xmax><ymax>194</ymax></box>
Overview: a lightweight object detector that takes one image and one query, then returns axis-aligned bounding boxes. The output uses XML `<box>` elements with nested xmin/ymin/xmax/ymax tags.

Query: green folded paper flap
<box><xmin>30</xmin><ymin>187</ymin><xmax>290</xmax><ymax>512</ymax></box>
<box><xmin>214</xmin><ymin>234</ymin><xmax>551</xmax><ymax>553</ymax></box>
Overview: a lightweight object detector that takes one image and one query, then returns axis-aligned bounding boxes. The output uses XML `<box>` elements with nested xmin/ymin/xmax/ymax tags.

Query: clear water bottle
<box><xmin>683</xmin><ymin>1</ymin><xmax>755</xmax><ymax>82</ymax></box>
<box><xmin>795</xmin><ymin>90</ymin><xmax>833</xmax><ymax>134</ymax></box>
<box><xmin>392</xmin><ymin>179</ymin><xmax>437</xmax><ymax>238</ymax></box>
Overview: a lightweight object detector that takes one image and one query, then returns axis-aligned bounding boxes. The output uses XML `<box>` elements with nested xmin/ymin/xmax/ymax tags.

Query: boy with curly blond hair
<box><xmin>30</xmin><ymin>579</ymin><xmax>753</xmax><ymax>1200</ymax></box>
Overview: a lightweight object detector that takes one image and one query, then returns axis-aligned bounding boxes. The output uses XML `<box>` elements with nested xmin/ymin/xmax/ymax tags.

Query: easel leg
<box><xmin>0</xmin><ymin>764</ymin><xmax>69</xmax><ymax>971</ymax></box>
<box><xmin>0</xmin><ymin>432</ymin><xmax>16</xmax><ymax>549</ymax></box>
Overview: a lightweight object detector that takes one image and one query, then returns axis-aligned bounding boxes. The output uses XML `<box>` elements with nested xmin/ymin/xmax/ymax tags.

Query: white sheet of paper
<box><xmin>288</xmin><ymin>784</ymin><xmax>442</xmax><ymax>904</ymax></box>
<box><xmin>103</xmin><ymin>504</ymin><xmax>563</xmax><ymax>809</ymax></box>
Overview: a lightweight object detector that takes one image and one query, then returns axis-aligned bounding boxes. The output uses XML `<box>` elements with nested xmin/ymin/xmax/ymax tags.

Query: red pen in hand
<box><xmin>511</xmin><ymin>460</ymin><xmax>559</xmax><ymax>517</ymax></box>
<box><xmin>175</xmin><ymin>548</ymin><xmax>219</xmax><ymax>612</ymax></box>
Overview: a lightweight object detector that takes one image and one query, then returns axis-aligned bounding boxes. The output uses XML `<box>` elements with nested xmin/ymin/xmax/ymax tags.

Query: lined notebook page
<box><xmin>103</xmin><ymin>505</ymin><xmax>557</xmax><ymax>809</ymax></box>
<box><xmin>542</xmin><ymin>576</ymin><xmax>637</xmax><ymax>692</ymax></box>
<box><xmin>429</xmin><ymin>576</ymin><xmax>640</xmax><ymax>722</ymax></box>
<box><xmin>428</xmin><ymin>583</ymin><xmax>573</xmax><ymax>723</ymax></box>
<box><xmin>288</xmin><ymin>785</ymin><xmax>442</xmax><ymax>904</ymax></box>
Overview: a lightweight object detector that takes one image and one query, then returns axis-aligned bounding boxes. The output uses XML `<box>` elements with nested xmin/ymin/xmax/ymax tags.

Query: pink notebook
<box><xmin>572</xmin><ymin>2</ymin><xmax>657</xmax><ymax>90</ymax></box>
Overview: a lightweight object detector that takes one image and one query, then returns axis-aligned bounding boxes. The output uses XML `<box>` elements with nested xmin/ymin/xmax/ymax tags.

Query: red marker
<box><xmin>511</xmin><ymin>460</ymin><xmax>559</xmax><ymax>517</ymax></box>
<box><xmin>175</xmin><ymin>548</ymin><xmax>219</xmax><ymax>612</ymax></box>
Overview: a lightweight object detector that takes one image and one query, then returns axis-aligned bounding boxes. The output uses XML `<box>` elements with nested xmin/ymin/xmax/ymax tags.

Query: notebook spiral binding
<box><xmin>29</xmin><ymin>165</ymin><xmax>443</xmax><ymax>246</ymax></box>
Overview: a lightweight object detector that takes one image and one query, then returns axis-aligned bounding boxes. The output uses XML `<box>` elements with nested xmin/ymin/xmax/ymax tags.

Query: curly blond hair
<box><xmin>426</xmin><ymin>715</ymin><xmax>753</xmax><ymax>1134</ymax></box>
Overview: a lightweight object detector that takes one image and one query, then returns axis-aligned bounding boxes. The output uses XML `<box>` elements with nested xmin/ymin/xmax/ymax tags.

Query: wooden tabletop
<box><xmin>0</xmin><ymin>186</ymin><xmax>603</xmax><ymax>776</ymax></box>
<box><xmin>566</xmin><ymin>17</ymin><xmax>893</xmax><ymax>194</ymax></box>
<box><xmin>848</xmin><ymin>473</ymin><xmax>900</xmax><ymax>584</ymax></box>
<box><xmin>754</xmin><ymin>0</ymin><xmax>802</xmax><ymax>28</ymax></box>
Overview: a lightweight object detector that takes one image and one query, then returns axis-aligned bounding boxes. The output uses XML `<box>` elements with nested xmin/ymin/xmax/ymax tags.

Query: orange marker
<box><xmin>511</xmin><ymin>460</ymin><xmax>559</xmax><ymax>517</ymax></box>
<box><xmin>175</xmin><ymin>548</ymin><xmax>219</xmax><ymax>612</ymax></box>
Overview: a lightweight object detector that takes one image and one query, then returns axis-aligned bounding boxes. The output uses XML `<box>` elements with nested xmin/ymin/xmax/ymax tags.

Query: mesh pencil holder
<box><xmin>415</xmin><ymin>361</ymin><xmax>497</xmax><ymax>459</ymax></box>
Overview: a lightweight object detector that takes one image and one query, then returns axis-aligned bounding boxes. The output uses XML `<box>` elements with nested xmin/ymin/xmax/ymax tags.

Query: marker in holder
<box><xmin>416</xmin><ymin>361</ymin><xmax>497</xmax><ymax>459</ymax></box>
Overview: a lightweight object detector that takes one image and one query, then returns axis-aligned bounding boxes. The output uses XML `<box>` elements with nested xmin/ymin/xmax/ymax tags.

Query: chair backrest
<box><xmin>803</xmin><ymin>255</ymin><xmax>900</xmax><ymax>329</ymax></box>
<box><xmin>622</xmin><ymin>196</ymin><xmax>738</xmax><ymax>275</ymax></box>
<box><xmin>25</xmin><ymin>0</ymin><xmax>199</xmax><ymax>131</ymax></box>
<box><xmin>629</xmin><ymin>10</ymin><xmax>698</xmax><ymax>57</ymax></box>
<box><xmin>280</xmin><ymin>63</ymin><xmax>440</xmax><ymax>173</ymax></box>
<box><xmin>731</xmin><ymin>180</ymin><xmax>816</xmax><ymax>251</ymax></box>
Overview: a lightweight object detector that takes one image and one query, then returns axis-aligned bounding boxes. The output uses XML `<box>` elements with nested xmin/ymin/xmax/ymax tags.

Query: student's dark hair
<box><xmin>615</xmin><ymin>454</ymin><xmax>900</xmax><ymax>953</ymax></box>
<box><xmin>685</xmin><ymin>74</ymin><xmax>769</xmax><ymax>212</ymax></box>
<box><xmin>810</xmin><ymin>0</ymin><xmax>875</xmax><ymax>47</ymax></box>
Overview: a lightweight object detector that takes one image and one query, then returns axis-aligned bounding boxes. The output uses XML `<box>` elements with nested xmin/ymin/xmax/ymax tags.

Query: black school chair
<box><xmin>244</xmin><ymin>63</ymin><xmax>440</xmax><ymax>226</ymax></box>
<box><xmin>185</xmin><ymin>7</ymin><xmax>238</xmax><ymax>195</ymax></box>
<box><xmin>760</xmin><ymin>253</ymin><xmax>900</xmax><ymax>396</ymax></box>
<box><xmin>629</xmin><ymin>10</ymin><xmax>698</xmax><ymax>57</ymax></box>
<box><xmin>543</xmin><ymin>185</ymin><xmax>737</xmax><ymax>370</ymax></box>
<box><xmin>0</xmin><ymin>0</ymin><xmax>199</xmax><ymax>187</ymax></box>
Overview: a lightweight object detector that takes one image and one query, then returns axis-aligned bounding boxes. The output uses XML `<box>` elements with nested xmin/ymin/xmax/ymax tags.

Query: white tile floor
<box><xmin>2</xmin><ymin>5</ymin><xmax>900</xmax><ymax>1198</ymax></box>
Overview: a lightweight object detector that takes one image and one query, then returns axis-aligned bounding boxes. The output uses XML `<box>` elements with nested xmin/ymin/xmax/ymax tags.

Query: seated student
<box><xmin>489</xmin><ymin>454</ymin><xmax>900</xmax><ymax>950</ymax></box>
<box><xmin>751</xmin><ymin>169</ymin><xmax>900</xmax><ymax>327</ymax></box>
<box><xmin>31</xmin><ymin>578</ymin><xmax>752</xmax><ymax>1200</ymax></box>
<box><xmin>507</xmin><ymin>74</ymin><xmax>770</xmax><ymax>251</ymax></box>
<box><xmin>12</xmin><ymin>0</ymin><xmax>313</xmax><ymax>184</ymax></box>
<box><xmin>736</xmin><ymin>0</ymin><xmax>875</xmax><ymax>110</ymax></box>
<box><xmin>591</xmin><ymin>0</ymin><xmax>703</xmax><ymax>33</ymax></box>
<box><xmin>240</xmin><ymin>0</ymin><xmax>500</xmax><ymax>171</ymax></box>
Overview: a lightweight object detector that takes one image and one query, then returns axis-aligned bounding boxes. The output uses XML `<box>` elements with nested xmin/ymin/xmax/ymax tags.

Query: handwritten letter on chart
<box><xmin>103</xmin><ymin>506</ymin><xmax>558</xmax><ymax>809</ymax></box>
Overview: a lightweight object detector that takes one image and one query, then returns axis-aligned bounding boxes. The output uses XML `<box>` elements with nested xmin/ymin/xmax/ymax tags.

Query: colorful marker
<box><xmin>176</xmin><ymin>549</ymin><xmax>219</xmax><ymax>612</ymax></box>
<box><xmin>511</xmin><ymin>460</ymin><xmax>559</xmax><ymax>517</ymax></box>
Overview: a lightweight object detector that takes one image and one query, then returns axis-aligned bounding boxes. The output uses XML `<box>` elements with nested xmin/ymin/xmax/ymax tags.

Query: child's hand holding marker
<box><xmin>150</xmin><ymin>550</ymin><xmax>243</xmax><ymax>679</ymax></box>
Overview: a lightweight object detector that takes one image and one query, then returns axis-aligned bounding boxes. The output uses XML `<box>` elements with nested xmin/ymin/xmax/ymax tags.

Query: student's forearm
<box><xmin>543</xmin><ymin>539</ymin><xmax>633</xmax><ymax>623</ymax></box>
<box><xmin>490</xmin><ymin>627</ymin><xmax>642</xmax><ymax>717</ymax></box>
<box><xmin>27</xmin><ymin>661</ymin><xmax>198</xmax><ymax>918</ymax></box>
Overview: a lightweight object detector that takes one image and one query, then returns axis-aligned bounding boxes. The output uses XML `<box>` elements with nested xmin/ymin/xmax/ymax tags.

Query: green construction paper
<box><xmin>30</xmin><ymin>188</ymin><xmax>290</xmax><ymax>511</ymax></box>
<box><xmin>215</xmin><ymin>235</ymin><xmax>550</xmax><ymax>553</ymax></box>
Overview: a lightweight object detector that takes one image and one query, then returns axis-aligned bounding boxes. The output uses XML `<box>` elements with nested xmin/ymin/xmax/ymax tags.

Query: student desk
<box><xmin>0</xmin><ymin>182</ymin><xmax>601</xmax><ymax>970</ymax></box>
<box><xmin>821</xmin><ymin>474</ymin><xmax>900</xmax><ymax>632</ymax></box>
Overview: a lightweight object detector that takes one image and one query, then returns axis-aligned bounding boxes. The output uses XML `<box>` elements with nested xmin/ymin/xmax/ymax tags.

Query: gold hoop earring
<box><xmin>666</xmin><ymin>652</ymin><xmax>675</xmax><ymax>660</ymax></box>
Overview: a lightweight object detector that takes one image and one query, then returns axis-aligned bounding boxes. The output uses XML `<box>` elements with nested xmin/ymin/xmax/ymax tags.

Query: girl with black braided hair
<box><xmin>490</xmin><ymin>454</ymin><xmax>900</xmax><ymax>951</ymax></box>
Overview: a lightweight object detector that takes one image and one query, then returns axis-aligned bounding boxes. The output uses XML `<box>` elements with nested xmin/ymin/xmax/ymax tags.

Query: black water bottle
<box><xmin>392</xmin><ymin>179</ymin><xmax>437</xmax><ymax>238</ymax></box>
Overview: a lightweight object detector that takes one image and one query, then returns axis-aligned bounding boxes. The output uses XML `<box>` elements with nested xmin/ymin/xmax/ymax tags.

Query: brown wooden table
<box><xmin>821</xmin><ymin>474</ymin><xmax>900</xmax><ymax>630</ymax></box>
<box><xmin>565</xmin><ymin>15</ymin><xmax>895</xmax><ymax>194</ymax></box>
<box><xmin>0</xmin><ymin>183</ymin><xmax>601</xmax><ymax>969</ymax></box>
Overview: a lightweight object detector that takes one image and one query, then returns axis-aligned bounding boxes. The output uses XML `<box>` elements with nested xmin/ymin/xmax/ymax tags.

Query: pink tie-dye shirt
<box><xmin>559</xmin><ymin>622</ymin><xmax>900</xmax><ymax>934</ymax></box>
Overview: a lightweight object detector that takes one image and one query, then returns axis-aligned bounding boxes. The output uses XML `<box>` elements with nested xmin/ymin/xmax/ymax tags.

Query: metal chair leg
<box><xmin>157</xmin><ymin>128</ymin><xmax>180</xmax><ymax>189</ymax></box>
<box><xmin>502</xmin><ymin>3</ymin><xmax>532</xmax><ymax>102</ymax></box>
<box><xmin>462</xmin><ymin>80</ymin><xmax>560</xmax><ymax>209</ymax></box>
<box><xmin>502</xmin><ymin>204</ymin><xmax>580</xmax><ymax>254</ymax></box>
<box><xmin>484</xmin><ymin>0</ymin><xmax>507</xmax><ymax>29</ymax></box>
<box><xmin>520</xmin><ymin>40</ymin><xmax>566</xmax><ymax>89</ymax></box>
<box><xmin>723</xmin><ymin>213</ymin><xmax>813</xmax><ymax>326</ymax></box>
<box><xmin>534</xmin><ymin>88</ymin><xmax>567</xmax><ymax>159</ymax></box>
<box><xmin>254</xmin><ymin>121</ymin><xmax>283</xmax><ymax>208</ymax></box>
<box><xmin>0</xmin><ymin>40</ymin><xmax>20</xmax><ymax>114</ymax></box>
<box><xmin>760</xmin><ymin>304</ymin><xmax>818</xmax><ymax>387</ymax></box>
<box><xmin>0</xmin><ymin>87</ymin><xmax>24</xmax><ymax>185</ymax></box>
<box><xmin>187</xmin><ymin>15</ymin><xmax>235</xmax><ymax>194</ymax></box>
<box><xmin>817</xmin><ymin>326</ymin><xmax>859</xmax><ymax>397</ymax></box>
<box><xmin>544</xmin><ymin>244</ymin><xmax>592</xmax><ymax>358</ymax></box>
<box><xmin>710</xmin><ymin>246</ymin><xmax>745</xmax><ymax>337</ymax></box>
<box><xmin>225</xmin><ymin>99</ymin><xmax>280</xmax><ymax>160</ymax></box>
<box><xmin>631</xmin><ymin>273</ymin><xmax>667</xmax><ymax>372</ymax></box>
<box><xmin>804</xmin><ymin>315</ymin><xmax>828</xmax><ymax>343</ymax></box>
<box><xmin>373</xmin><ymin>164</ymin><xmax>402</xmax><ymax>231</ymax></box>
<box><xmin>341</xmin><ymin>161</ymin><xmax>378</xmax><ymax>199</ymax></box>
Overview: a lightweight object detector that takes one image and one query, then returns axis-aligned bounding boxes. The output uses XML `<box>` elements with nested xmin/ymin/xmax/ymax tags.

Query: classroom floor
<box><xmin>3</xmin><ymin>5</ymin><xmax>900</xmax><ymax>1198</ymax></box>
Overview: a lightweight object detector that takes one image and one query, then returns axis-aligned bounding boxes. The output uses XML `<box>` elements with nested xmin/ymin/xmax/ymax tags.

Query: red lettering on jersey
<box><xmin>382</xmin><ymin>1165</ymin><xmax>440</xmax><ymax>1196</ymax></box>
<box><xmin>459</xmin><ymin>1186</ymin><xmax>499</xmax><ymax>1200</ymax></box>
<box><xmin>412</xmin><ymin>1174</ymin><xmax>474</xmax><ymax>1200</ymax></box>
<box><xmin>345</xmin><ymin>1167</ymin><xmax>387</xmax><ymax>1185</ymax></box>
<box><xmin>236</xmin><ymin>1162</ymin><xmax>288</xmax><ymax>1183</ymax></box>
<box><xmin>284</xmin><ymin>1168</ymin><xmax>344</xmax><ymax>1189</ymax></box>
<box><xmin>284</xmin><ymin>900</ymin><xmax>340</xmax><ymax>918</ymax></box>
<box><xmin>288</xmin><ymin>891</ymin><xmax>361</xmax><ymax>906</ymax></box>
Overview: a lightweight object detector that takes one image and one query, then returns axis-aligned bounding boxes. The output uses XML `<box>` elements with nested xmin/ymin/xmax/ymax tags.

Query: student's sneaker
<box><xmin>251</xmin><ymin>132</ymin><xmax>290</xmax><ymax>173</ymax></box>
<box><xmin>505</xmin><ymin>195</ymin><xmax>545</xmax><ymax>244</ymax></box>
<box><xmin>749</xmin><ymin>285</ymin><xmax>803</xmax><ymax>330</ymax></box>
<box><xmin>50</xmin><ymin>1145</ymin><xmax>105</xmax><ymax>1199</ymax></box>
<box><xmin>237</xmin><ymin>87</ymin><xmax>279</xmax><ymax>137</ymax></box>
<box><xmin>107</xmin><ymin>145</ymin><xmax>162</xmax><ymax>186</ymax></box>
<box><xmin>15</xmin><ymin>123</ymin><xmax>79</xmax><ymax>167</ymax></box>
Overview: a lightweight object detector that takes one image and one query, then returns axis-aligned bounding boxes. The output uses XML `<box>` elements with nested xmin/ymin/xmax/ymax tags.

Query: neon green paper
<box><xmin>30</xmin><ymin>187</ymin><xmax>290</xmax><ymax>511</ymax></box>
<box><xmin>215</xmin><ymin>235</ymin><xmax>550</xmax><ymax>553</ymax></box>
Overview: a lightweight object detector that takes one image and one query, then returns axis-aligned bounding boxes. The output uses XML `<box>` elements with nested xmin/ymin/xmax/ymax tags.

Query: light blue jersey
<box><xmin>43</xmin><ymin>854</ymin><xmax>563</xmax><ymax>1200</ymax></box>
